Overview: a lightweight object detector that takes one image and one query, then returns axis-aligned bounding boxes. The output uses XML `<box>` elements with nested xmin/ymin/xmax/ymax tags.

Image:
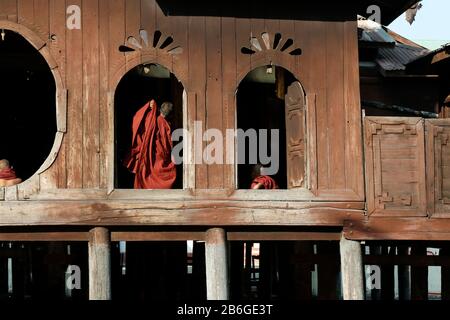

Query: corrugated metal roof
<box><xmin>377</xmin><ymin>44</ymin><xmax>428</xmax><ymax>71</ymax></box>
<box><xmin>358</xmin><ymin>16</ymin><xmax>429</xmax><ymax>72</ymax></box>
<box><xmin>358</xmin><ymin>18</ymin><xmax>395</xmax><ymax>45</ymax></box>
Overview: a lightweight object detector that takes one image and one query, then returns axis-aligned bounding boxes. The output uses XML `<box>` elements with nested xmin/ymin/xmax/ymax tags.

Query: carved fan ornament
<box><xmin>119</xmin><ymin>29</ymin><xmax>183</xmax><ymax>55</ymax></box>
<box><xmin>241</xmin><ymin>32</ymin><xmax>302</xmax><ymax>56</ymax></box>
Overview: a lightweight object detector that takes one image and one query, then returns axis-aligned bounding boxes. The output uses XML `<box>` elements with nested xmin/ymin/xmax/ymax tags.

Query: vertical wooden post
<box><xmin>88</xmin><ymin>227</ymin><xmax>111</xmax><ymax>300</ymax></box>
<box><xmin>205</xmin><ymin>228</ymin><xmax>229</xmax><ymax>300</ymax></box>
<box><xmin>340</xmin><ymin>235</ymin><xmax>364</xmax><ymax>300</ymax></box>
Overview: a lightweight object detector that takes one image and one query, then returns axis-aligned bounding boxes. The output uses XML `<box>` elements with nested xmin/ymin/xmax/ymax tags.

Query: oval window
<box><xmin>0</xmin><ymin>29</ymin><xmax>56</xmax><ymax>184</ymax></box>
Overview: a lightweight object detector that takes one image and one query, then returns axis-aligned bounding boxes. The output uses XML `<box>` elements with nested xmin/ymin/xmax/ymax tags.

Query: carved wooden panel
<box><xmin>426</xmin><ymin>119</ymin><xmax>450</xmax><ymax>216</ymax></box>
<box><xmin>365</xmin><ymin>117</ymin><xmax>426</xmax><ymax>216</ymax></box>
<box><xmin>285</xmin><ymin>81</ymin><xmax>306</xmax><ymax>189</ymax></box>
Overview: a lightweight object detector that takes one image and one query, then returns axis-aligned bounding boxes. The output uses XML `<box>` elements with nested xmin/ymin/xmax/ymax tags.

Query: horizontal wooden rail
<box><xmin>0</xmin><ymin>200</ymin><xmax>364</xmax><ymax>226</ymax></box>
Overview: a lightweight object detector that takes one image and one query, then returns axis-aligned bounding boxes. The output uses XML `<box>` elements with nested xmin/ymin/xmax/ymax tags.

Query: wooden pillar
<box><xmin>340</xmin><ymin>236</ymin><xmax>364</xmax><ymax>300</ymax></box>
<box><xmin>88</xmin><ymin>227</ymin><xmax>111</xmax><ymax>300</ymax></box>
<box><xmin>205</xmin><ymin>228</ymin><xmax>229</xmax><ymax>300</ymax></box>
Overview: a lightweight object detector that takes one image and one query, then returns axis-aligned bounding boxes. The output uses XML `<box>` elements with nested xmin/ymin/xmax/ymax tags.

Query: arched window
<box><xmin>237</xmin><ymin>65</ymin><xmax>306</xmax><ymax>190</ymax></box>
<box><xmin>115</xmin><ymin>63</ymin><xmax>184</xmax><ymax>189</ymax></box>
<box><xmin>0</xmin><ymin>29</ymin><xmax>56</xmax><ymax>183</ymax></box>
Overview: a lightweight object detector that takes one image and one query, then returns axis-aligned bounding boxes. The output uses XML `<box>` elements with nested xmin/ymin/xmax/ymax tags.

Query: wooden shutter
<box><xmin>426</xmin><ymin>119</ymin><xmax>450</xmax><ymax>216</ymax></box>
<box><xmin>285</xmin><ymin>81</ymin><xmax>306</xmax><ymax>189</ymax></box>
<box><xmin>365</xmin><ymin>117</ymin><xmax>426</xmax><ymax>217</ymax></box>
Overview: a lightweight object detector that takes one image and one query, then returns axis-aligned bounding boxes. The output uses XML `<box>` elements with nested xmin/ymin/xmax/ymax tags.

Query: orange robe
<box><xmin>124</xmin><ymin>100</ymin><xmax>176</xmax><ymax>189</ymax></box>
<box><xmin>0</xmin><ymin>168</ymin><xmax>18</xmax><ymax>180</ymax></box>
<box><xmin>251</xmin><ymin>175</ymin><xmax>278</xmax><ymax>189</ymax></box>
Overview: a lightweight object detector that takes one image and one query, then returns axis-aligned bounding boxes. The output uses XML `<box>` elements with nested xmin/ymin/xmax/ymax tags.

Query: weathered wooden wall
<box><xmin>0</xmin><ymin>0</ymin><xmax>364</xmax><ymax>204</ymax></box>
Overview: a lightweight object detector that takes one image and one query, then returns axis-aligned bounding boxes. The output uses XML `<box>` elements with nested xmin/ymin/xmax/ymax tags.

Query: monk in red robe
<box><xmin>0</xmin><ymin>159</ymin><xmax>22</xmax><ymax>187</ymax></box>
<box><xmin>124</xmin><ymin>100</ymin><xmax>177</xmax><ymax>189</ymax></box>
<box><xmin>250</xmin><ymin>164</ymin><xmax>278</xmax><ymax>189</ymax></box>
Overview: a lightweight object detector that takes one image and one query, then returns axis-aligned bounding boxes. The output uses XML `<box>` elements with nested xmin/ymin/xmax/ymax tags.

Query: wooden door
<box><xmin>285</xmin><ymin>81</ymin><xmax>306</xmax><ymax>189</ymax></box>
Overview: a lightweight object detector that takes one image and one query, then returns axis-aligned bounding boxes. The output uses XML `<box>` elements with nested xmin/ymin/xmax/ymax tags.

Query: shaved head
<box><xmin>0</xmin><ymin>159</ymin><xmax>10</xmax><ymax>170</ymax></box>
<box><xmin>160</xmin><ymin>102</ymin><xmax>174</xmax><ymax>118</ymax></box>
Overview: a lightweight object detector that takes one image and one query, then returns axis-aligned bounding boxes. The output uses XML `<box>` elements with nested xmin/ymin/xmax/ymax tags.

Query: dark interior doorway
<box><xmin>236</xmin><ymin>65</ymin><xmax>297</xmax><ymax>189</ymax></box>
<box><xmin>0</xmin><ymin>29</ymin><xmax>56</xmax><ymax>182</ymax></box>
<box><xmin>115</xmin><ymin>63</ymin><xmax>184</xmax><ymax>189</ymax></box>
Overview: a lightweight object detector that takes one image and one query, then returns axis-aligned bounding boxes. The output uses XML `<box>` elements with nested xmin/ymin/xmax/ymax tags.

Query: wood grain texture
<box><xmin>1</xmin><ymin>1</ymin><xmax>388</xmax><ymax>235</ymax></box>
<box><xmin>82</xmin><ymin>0</ymin><xmax>100</xmax><ymax>188</ymax></box>
<box><xmin>344</xmin><ymin>218</ymin><xmax>450</xmax><ymax>240</ymax></box>
<box><xmin>426</xmin><ymin>119</ymin><xmax>450</xmax><ymax>217</ymax></box>
<box><xmin>0</xmin><ymin>0</ymin><xmax>17</xmax><ymax>21</ymax></box>
<box><xmin>0</xmin><ymin>200</ymin><xmax>364</xmax><ymax>226</ymax></box>
<box><xmin>205</xmin><ymin>17</ymin><xmax>224</xmax><ymax>189</ymax></box>
<box><xmin>65</xmin><ymin>0</ymin><xmax>83</xmax><ymax>188</ymax></box>
<box><xmin>364</xmin><ymin>117</ymin><xmax>427</xmax><ymax>217</ymax></box>
<box><xmin>88</xmin><ymin>227</ymin><xmax>111</xmax><ymax>300</ymax></box>
<box><xmin>99</xmin><ymin>0</ymin><xmax>110</xmax><ymax>189</ymax></box>
<box><xmin>188</xmin><ymin>15</ymin><xmax>207</xmax><ymax>188</ymax></box>
<box><xmin>340</xmin><ymin>235</ymin><xmax>364</xmax><ymax>300</ymax></box>
<box><xmin>205</xmin><ymin>228</ymin><xmax>229</xmax><ymax>300</ymax></box>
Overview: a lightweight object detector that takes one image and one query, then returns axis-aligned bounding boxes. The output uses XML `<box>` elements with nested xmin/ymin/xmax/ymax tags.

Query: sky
<box><xmin>388</xmin><ymin>0</ymin><xmax>450</xmax><ymax>49</ymax></box>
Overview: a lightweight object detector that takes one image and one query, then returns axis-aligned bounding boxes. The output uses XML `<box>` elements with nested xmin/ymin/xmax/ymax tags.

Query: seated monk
<box><xmin>0</xmin><ymin>159</ymin><xmax>22</xmax><ymax>187</ymax></box>
<box><xmin>124</xmin><ymin>100</ymin><xmax>177</xmax><ymax>189</ymax></box>
<box><xmin>250</xmin><ymin>164</ymin><xmax>278</xmax><ymax>189</ymax></box>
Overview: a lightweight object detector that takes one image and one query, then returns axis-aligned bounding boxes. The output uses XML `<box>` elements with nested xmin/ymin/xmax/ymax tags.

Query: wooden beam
<box><xmin>344</xmin><ymin>219</ymin><xmax>450</xmax><ymax>240</ymax></box>
<box><xmin>227</xmin><ymin>232</ymin><xmax>341</xmax><ymax>241</ymax></box>
<box><xmin>88</xmin><ymin>227</ymin><xmax>111</xmax><ymax>300</ymax></box>
<box><xmin>0</xmin><ymin>232</ymin><xmax>88</xmax><ymax>241</ymax></box>
<box><xmin>25</xmin><ymin>188</ymin><xmax>365</xmax><ymax>202</ymax></box>
<box><xmin>111</xmin><ymin>231</ymin><xmax>205</xmax><ymax>241</ymax></box>
<box><xmin>205</xmin><ymin>228</ymin><xmax>229</xmax><ymax>300</ymax></box>
<box><xmin>0</xmin><ymin>231</ymin><xmax>340</xmax><ymax>242</ymax></box>
<box><xmin>0</xmin><ymin>200</ymin><xmax>364</xmax><ymax>226</ymax></box>
<box><xmin>340</xmin><ymin>235</ymin><xmax>364</xmax><ymax>300</ymax></box>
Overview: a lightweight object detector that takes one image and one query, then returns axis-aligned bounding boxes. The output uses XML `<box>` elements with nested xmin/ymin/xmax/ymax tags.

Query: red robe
<box><xmin>124</xmin><ymin>100</ymin><xmax>176</xmax><ymax>189</ymax></box>
<box><xmin>251</xmin><ymin>175</ymin><xmax>278</xmax><ymax>189</ymax></box>
<box><xmin>0</xmin><ymin>168</ymin><xmax>18</xmax><ymax>180</ymax></box>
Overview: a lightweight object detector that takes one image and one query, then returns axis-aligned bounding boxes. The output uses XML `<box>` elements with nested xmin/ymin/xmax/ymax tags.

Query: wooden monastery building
<box><xmin>0</xmin><ymin>0</ymin><xmax>449</xmax><ymax>300</ymax></box>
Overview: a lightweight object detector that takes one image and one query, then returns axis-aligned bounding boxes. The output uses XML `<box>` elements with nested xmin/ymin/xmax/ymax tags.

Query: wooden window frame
<box><xmin>108</xmin><ymin>56</ymin><xmax>193</xmax><ymax>196</ymax></box>
<box><xmin>231</xmin><ymin>63</ymin><xmax>320</xmax><ymax>200</ymax></box>
<box><xmin>0</xmin><ymin>21</ymin><xmax>67</xmax><ymax>201</ymax></box>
